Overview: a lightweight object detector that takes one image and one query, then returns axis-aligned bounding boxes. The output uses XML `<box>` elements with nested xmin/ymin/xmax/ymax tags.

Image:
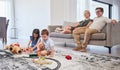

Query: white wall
<box><xmin>51</xmin><ymin>0</ymin><xmax>77</xmax><ymax>25</ymax></box>
<box><xmin>50</xmin><ymin>0</ymin><xmax>64</xmax><ymax>25</ymax></box>
<box><xmin>14</xmin><ymin>0</ymin><xmax>50</xmax><ymax>38</ymax></box>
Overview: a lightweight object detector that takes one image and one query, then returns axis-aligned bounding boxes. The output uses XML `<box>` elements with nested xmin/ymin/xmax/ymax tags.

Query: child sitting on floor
<box><xmin>37</xmin><ymin>29</ymin><xmax>54</xmax><ymax>57</ymax></box>
<box><xmin>26</xmin><ymin>29</ymin><xmax>40</xmax><ymax>52</ymax></box>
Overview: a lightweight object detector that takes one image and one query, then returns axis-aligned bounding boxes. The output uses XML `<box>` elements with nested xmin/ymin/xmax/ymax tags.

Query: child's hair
<box><xmin>41</xmin><ymin>29</ymin><xmax>49</xmax><ymax>36</ymax></box>
<box><xmin>32</xmin><ymin>29</ymin><xmax>40</xmax><ymax>41</ymax></box>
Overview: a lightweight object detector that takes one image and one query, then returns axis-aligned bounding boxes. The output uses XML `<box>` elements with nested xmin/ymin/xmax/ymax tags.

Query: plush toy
<box><xmin>23</xmin><ymin>47</ymin><xmax>33</xmax><ymax>54</ymax></box>
<box><xmin>5</xmin><ymin>43</ymin><xmax>23</xmax><ymax>54</ymax></box>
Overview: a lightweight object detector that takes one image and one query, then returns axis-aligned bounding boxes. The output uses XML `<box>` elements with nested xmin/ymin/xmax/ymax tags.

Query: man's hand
<box><xmin>111</xmin><ymin>20</ymin><xmax>117</xmax><ymax>24</ymax></box>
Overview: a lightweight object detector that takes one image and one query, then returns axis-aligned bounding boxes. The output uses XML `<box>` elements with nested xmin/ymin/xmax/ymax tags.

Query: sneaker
<box><xmin>73</xmin><ymin>46</ymin><xmax>82</xmax><ymax>51</ymax></box>
<box><xmin>80</xmin><ymin>47</ymin><xmax>87</xmax><ymax>52</ymax></box>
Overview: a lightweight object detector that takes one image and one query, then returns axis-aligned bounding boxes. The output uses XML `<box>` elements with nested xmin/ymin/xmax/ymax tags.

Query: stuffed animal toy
<box><xmin>23</xmin><ymin>47</ymin><xmax>33</xmax><ymax>54</ymax></box>
<box><xmin>5</xmin><ymin>43</ymin><xmax>23</xmax><ymax>54</ymax></box>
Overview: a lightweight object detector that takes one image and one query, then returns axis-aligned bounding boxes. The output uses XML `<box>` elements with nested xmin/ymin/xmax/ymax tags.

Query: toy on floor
<box><xmin>29</xmin><ymin>53</ymin><xmax>38</xmax><ymax>58</ymax></box>
<box><xmin>65</xmin><ymin>55</ymin><xmax>72</xmax><ymax>60</ymax></box>
<box><xmin>32</xmin><ymin>56</ymin><xmax>52</xmax><ymax>65</ymax></box>
<box><xmin>5</xmin><ymin>43</ymin><xmax>23</xmax><ymax>54</ymax></box>
<box><xmin>23</xmin><ymin>47</ymin><xmax>33</xmax><ymax>54</ymax></box>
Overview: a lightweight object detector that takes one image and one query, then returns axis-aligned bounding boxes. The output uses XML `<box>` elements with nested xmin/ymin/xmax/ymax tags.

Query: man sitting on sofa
<box><xmin>73</xmin><ymin>7</ymin><xmax>117</xmax><ymax>52</ymax></box>
<box><xmin>55</xmin><ymin>10</ymin><xmax>93</xmax><ymax>34</ymax></box>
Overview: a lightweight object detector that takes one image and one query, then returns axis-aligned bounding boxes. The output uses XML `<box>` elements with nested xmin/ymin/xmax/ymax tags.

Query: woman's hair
<box><xmin>84</xmin><ymin>10</ymin><xmax>90</xmax><ymax>16</ymax></box>
<box><xmin>32</xmin><ymin>28</ymin><xmax>40</xmax><ymax>41</ymax></box>
<box><xmin>41</xmin><ymin>29</ymin><xmax>49</xmax><ymax>36</ymax></box>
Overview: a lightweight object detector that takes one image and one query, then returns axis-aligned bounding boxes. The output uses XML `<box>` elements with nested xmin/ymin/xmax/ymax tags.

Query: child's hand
<box><xmin>30</xmin><ymin>48</ymin><xmax>33</xmax><ymax>52</ymax></box>
<box><xmin>49</xmin><ymin>52</ymin><xmax>54</xmax><ymax>57</ymax></box>
<box><xmin>49</xmin><ymin>54</ymin><xmax>54</xmax><ymax>57</ymax></box>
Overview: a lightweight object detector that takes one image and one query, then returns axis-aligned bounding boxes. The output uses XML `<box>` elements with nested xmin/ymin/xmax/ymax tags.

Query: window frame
<box><xmin>92</xmin><ymin>0</ymin><xmax>113</xmax><ymax>18</ymax></box>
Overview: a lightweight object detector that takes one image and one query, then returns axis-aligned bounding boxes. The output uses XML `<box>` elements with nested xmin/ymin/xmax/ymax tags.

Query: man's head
<box><xmin>41</xmin><ymin>29</ymin><xmax>49</xmax><ymax>41</ymax></box>
<box><xmin>95</xmin><ymin>7</ymin><xmax>104</xmax><ymax>17</ymax></box>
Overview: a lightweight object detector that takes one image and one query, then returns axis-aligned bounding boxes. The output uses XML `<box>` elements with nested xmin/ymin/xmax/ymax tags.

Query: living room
<box><xmin>0</xmin><ymin>0</ymin><xmax>120</xmax><ymax>70</ymax></box>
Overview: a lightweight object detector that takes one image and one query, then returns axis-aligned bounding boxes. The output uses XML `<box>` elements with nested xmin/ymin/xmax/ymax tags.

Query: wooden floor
<box><xmin>0</xmin><ymin>38</ymin><xmax>120</xmax><ymax>57</ymax></box>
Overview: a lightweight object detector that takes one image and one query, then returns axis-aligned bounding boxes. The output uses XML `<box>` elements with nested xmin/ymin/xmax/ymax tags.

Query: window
<box><xmin>77</xmin><ymin>0</ymin><xmax>109</xmax><ymax>21</ymax></box>
<box><xmin>90</xmin><ymin>0</ymin><xmax>109</xmax><ymax>19</ymax></box>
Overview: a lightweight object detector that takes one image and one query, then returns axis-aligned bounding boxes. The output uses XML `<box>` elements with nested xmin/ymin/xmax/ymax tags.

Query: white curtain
<box><xmin>112</xmin><ymin>0</ymin><xmax>120</xmax><ymax>21</ymax></box>
<box><xmin>77</xmin><ymin>0</ymin><xmax>89</xmax><ymax>21</ymax></box>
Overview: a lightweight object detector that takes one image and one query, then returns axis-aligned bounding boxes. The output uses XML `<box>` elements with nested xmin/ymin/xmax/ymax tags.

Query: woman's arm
<box><xmin>27</xmin><ymin>40</ymin><xmax>31</xmax><ymax>48</ymax></box>
<box><xmin>32</xmin><ymin>39</ymin><xmax>40</xmax><ymax>50</ymax></box>
<box><xmin>81</xmin><ymin>21</ymin><xmax>93</xmax><ymax>28</ymax></box>
<box><xmin>75</xmin><ymin>21</ymin><xmax>93</xmax><ymax>29</ymax></box>
<box><xmin>85</xmin><ymin>21</ymin><xmax>93</xmax><ymax>28</ymax></box>
<box><xmin>70</xmin><ymin>22</ymin><xmax>80</xmax><ymax>27</ymax></box>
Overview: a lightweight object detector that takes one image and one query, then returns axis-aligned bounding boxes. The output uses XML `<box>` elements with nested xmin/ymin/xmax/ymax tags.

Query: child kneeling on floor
<box><xmin>37</xmin><ymin>29</ymin><xmax>54</xmax><ymax>57</ymax></box>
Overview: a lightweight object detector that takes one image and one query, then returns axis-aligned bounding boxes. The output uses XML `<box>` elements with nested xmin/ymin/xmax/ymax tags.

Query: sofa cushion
<box><xmin>62</xmin><ymin>21</ymin><xmax>78</xmax><ymax>28</ymax></box>
<box><xmin>50</xmin><ymin>32</ymin><xmax>106</xmax><ymax>40</ymax></box>
<box><xmin>80</xmin><ymin>33</ymin><xmax>106</xmax><ymax>40</ymax></box>
<box><xmin>50</xmin><ymin>32</ymin><xmax>73</xmax><ymax>39</ymax></box>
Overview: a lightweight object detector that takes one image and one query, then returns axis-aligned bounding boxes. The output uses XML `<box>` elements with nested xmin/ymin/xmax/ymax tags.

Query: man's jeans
<box><xmin>73</xmin><ymin>27</ymin><xmax>98</xmax><ymax>48</ymax></box>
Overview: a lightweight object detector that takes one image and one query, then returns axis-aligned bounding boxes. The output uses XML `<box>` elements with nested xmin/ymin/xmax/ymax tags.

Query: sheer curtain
<box><xmin>77</xmin><ymin>0</ymin><xmax>87</xmax><ymax>21</ymax></box>
<box><xmin>112</xmin><ymin>0</ymin><xmax>120</xmax><ymax>21</ymax></box>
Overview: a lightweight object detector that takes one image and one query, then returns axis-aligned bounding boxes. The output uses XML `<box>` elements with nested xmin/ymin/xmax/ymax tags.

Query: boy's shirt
<box><xmin>40</xmin><ymin>37</ymin><xmax>54</xmax><ymax>50</ymax></box>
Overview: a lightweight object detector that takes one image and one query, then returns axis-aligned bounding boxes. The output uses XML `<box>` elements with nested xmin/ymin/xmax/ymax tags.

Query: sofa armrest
<box><xmin>107</xmin><ymin>22</ymin><xmax>120</xmax><ymax>46</ymax></box>
<box><xmin>111</xmin><ymin>22</ymin><xmax>120</xmax><ymax>45</ymax></box>
<box><xmin>48</xmin><ymin>25</ymin><xmax>62</xmax><ymax>33</ymax></box>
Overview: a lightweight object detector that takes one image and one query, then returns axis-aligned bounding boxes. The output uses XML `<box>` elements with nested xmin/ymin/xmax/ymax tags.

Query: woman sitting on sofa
<box><xmin>62</xmin><ymin>10</ymin><xmax>93</xmax><ymax>34</ymax></box>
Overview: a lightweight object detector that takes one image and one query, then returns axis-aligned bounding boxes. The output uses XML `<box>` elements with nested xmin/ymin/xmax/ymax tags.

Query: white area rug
<box><xmin>0</xmin><ymin>48</ymin><xmax>120</xmax><ymax>70</ymax></box>
<box><xmin>54</xmin><ymin>48</ymin><xmax>120</xmax><ymax>70</ymax></box>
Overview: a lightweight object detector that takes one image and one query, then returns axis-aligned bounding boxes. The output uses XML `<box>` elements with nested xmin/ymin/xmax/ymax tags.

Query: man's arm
<box><xmin>105</xmin><ymin>17</ymin><xmax>117</xmax><ymax>24</ymax></box>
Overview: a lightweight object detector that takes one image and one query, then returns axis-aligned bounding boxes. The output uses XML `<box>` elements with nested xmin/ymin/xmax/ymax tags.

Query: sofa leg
<box><xmin>2</xmin><ymin>38</ymin><xmax>5</xmax><ymax>49</ymax></box>
<box><xmin>104</xmin><ymin>46</ymin><xmax>112</xmax><ymax>54</ymax></box>
<box><xmin>64</xmin><ymin>42</ymin><xmax>67</xmax><ymax>47</ymax></box>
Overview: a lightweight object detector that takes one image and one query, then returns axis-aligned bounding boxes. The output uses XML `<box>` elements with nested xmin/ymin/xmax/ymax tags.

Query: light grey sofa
<box><xmin>48</xmin><ymin>21</ymin><xmax>120</xmax><ymax>53</ymax></box>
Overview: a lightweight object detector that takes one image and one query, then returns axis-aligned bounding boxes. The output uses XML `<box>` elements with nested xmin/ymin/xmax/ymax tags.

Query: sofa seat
<box><xmin>50</xmin><ymin>32</ymin><xmax>106</xmax><ymax>40</ymax></box>
<box><xmin>50</xmin><ymin>32</ymin><xmax>73</xmax><ymax>39</ymax></box>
